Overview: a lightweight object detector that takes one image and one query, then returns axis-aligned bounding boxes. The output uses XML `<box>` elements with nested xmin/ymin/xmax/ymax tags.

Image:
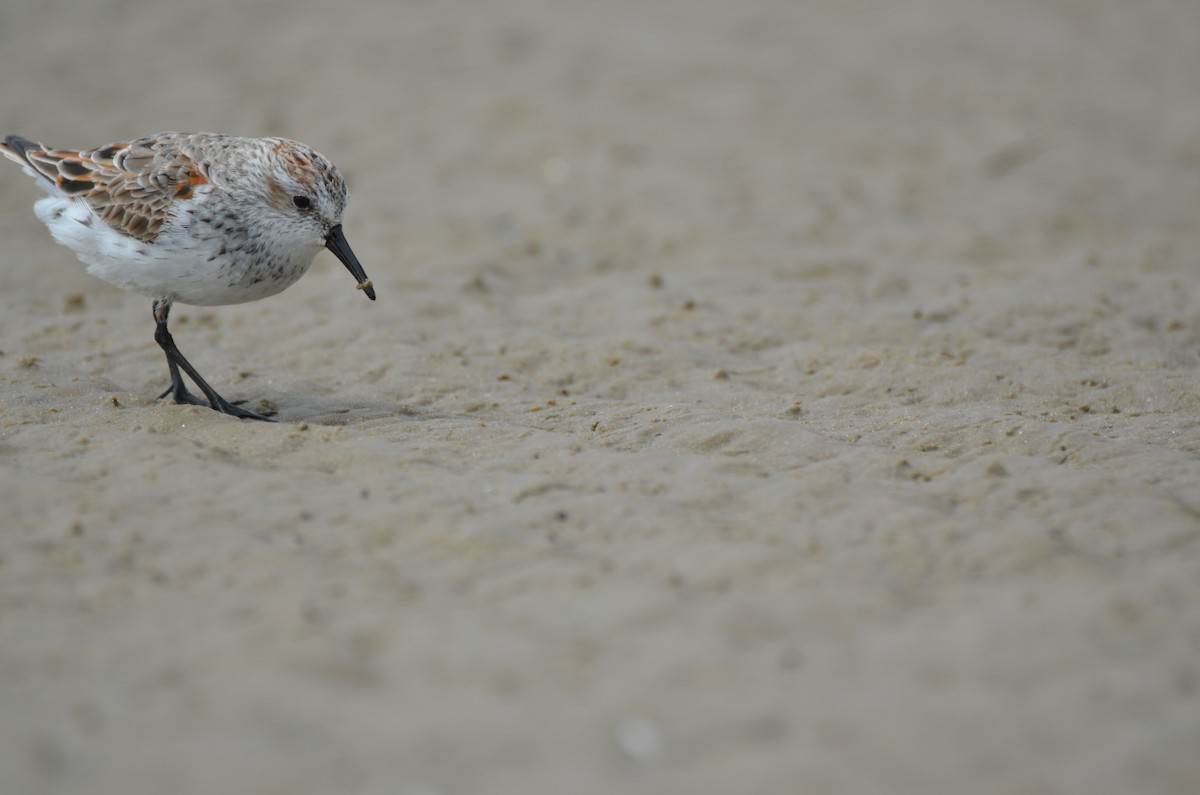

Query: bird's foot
<box><xmin>158</xmin><ymin>384</ymin><xmax>277</xmax><ymax>422</ymax></box>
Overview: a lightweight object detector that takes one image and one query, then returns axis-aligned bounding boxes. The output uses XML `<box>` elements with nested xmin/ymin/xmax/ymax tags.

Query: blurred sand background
<box><xmin>1</xmin><ymin>0</ymin><xmax>1198</xmax><ymax>793</ymax></box>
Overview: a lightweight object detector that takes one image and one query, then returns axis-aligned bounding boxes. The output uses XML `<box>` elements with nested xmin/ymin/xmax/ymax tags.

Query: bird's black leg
<box><xmin>152</xmin><ymin>299</ymin><xmax>275</xmax><ymax>421</ymax></box>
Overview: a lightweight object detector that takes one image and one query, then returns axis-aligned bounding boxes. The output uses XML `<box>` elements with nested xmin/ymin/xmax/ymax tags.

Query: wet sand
<box><xmin>1</xmin><ymin>1</ymin><xmax>1198</xmax><ymax>793</ymax></box>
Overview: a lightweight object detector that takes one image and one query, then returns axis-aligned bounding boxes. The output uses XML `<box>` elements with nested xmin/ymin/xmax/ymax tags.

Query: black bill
<box><xmin>325</xmin><ymin>224</ymin><xmax>376</xmax><ymax>300</ymax></box>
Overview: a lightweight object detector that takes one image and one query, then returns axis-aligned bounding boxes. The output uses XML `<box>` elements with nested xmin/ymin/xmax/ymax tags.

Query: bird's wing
<box><xmin>1</xmin><ymin>135</ymin><xmax>210</xmax><ymax>243</ymax></box>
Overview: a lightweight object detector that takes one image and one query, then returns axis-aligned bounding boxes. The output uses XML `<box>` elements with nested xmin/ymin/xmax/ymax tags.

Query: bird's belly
<box><xmin>37</xmin><ymin>197</ymin><xmax>316</xmax><ymax>306</ymax></box>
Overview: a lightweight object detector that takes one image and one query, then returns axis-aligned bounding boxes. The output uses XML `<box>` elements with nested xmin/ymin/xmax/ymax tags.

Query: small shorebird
<box><xmin>1</xmin><ymin>132</ymin><xmax>375</xmax><ymax>421</ymax></box>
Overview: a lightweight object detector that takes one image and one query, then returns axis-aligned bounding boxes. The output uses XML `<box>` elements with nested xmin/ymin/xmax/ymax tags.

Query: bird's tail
<box><xmin>2</xmin><ymin>135</ymin><xmax>57</xmax><ymax>183</ymax></box>
<box><xmin>1</xmin><ymin>135</ymin><xmax>38</xmax><ymax>163</ymax></box>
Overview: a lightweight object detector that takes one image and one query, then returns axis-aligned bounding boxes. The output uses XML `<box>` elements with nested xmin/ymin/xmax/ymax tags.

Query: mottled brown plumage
<box><xmin>4</xmin><ymin>135</ymin><xmax>213</xmax><ymax>242</ymax></box>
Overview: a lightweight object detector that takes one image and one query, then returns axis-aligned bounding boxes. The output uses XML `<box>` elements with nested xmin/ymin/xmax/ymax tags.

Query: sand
<box><xmin>1</xmin><ymin>0</ymin><xmax>1198</xmax><ymax>793</ymax></box>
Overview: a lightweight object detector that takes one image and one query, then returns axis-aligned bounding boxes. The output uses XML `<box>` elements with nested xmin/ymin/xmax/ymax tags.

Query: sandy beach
<box><xmin>1</xmin><ymin>0</ymin><xmax>1198</xmax><ymax>792</ymax></box>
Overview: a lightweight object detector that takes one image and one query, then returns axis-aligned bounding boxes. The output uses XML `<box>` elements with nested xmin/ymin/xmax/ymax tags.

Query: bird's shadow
<box><xmin>274</xmin><ymin>394</ymin><xmax>435</xmax><ymax>426</ymax></box>
<box><xmin>150</xmin><ymin>389</ymin><xmax>432</xmax><ymax>427</ymax></box>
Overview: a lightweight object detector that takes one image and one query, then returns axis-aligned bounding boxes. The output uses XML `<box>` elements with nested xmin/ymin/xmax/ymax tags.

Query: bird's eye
<box><xmin>292</xmin><ymin>195</ymin><xmax>312</xmax><ymax>210</ymax></box>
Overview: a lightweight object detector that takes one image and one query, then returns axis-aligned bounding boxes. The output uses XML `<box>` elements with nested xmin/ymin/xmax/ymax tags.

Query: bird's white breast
<box><xmin>33</xmin><ymin>194</ymin><xmax>320</xmax><ymax>306</ymax></box>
